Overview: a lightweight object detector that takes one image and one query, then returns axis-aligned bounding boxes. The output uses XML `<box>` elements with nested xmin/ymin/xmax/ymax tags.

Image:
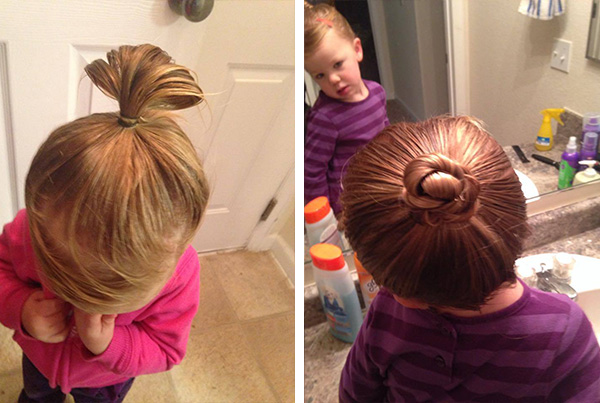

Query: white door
<box><xmin>0</xmin><ymin>0</ymin><xmax>294</xmax><ymax>252</ymax></box>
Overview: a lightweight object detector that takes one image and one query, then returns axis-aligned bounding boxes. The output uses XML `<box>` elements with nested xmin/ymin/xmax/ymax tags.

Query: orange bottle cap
<box><xmin>310</xmin><ymin>243</ymin><xmax>345</xmax><ymax>271</ymax></box>
<box><xmin>304</xmin><ymin>196</ymin><xmax>331</xmax><ymax>224</ymax></box>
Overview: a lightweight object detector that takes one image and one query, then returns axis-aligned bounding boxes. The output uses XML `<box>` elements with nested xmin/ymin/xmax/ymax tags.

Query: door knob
<box><xmin>168</xmin><ymin>0</ymin><xmax>214</xmax><ymax>22</ymax></box>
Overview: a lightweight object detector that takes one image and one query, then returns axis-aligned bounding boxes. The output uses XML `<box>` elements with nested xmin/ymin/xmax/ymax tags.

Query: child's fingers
<box><xmin>46</xmin><ymin>323</ymin><xmax>70</xmax><ymax>343</ymax></box>
<box><xmin>38</xmin><ymin>298</ymin><xmax>68</xmax><ymax>317</ymax></box>
<box><xmin>101</xmin><ymin>314</ymin><xmax>117</xmax><ymax>331</ymax></box>
<box><xmin>73</xmin><ymin>308</ymin><xmax>103</xmax><ymax>331</ymax></box>
<box><xmin>46</xmin><ymin>309</ymin><xmax>69</xmax><ymax>325</ymax></box>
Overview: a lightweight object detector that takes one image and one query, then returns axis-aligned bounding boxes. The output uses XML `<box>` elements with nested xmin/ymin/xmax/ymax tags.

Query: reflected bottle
<box><xmin>354</xmin><ymin>253</ymin><xmax>380</xmax><ymax>310</ymax></box>
<box><xmin>304</xmin><ymin>196</ymin><xmax>343</xmax><ymax>249</ymax></box>
<box><xmin>310</xmin><ymin>243</ymin><xmax>363</xmax><ymax>343</ymax></box>
<box><xmin>558</xmin><ymin>136</ymin><xmax>579</xmax><ymax>189</ymax></box>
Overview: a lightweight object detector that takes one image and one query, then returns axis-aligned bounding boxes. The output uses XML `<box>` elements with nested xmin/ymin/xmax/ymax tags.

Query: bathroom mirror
<box><xmin>587</xmin><ymin>0</ymin><xmax>600</xmax><ymax>61</ymax></box>
<box><xmin>305</xmin><ymin>0</ymin><xmax>600</xmax><ymax>204</ymax></box>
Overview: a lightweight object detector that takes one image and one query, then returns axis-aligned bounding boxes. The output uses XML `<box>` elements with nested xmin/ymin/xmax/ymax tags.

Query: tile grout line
<box><xmin>236</xmin><ymin>313</ymin><xmax>285</xmax><ymax>403</ymax></box>
<box><xmin>194</xmin><ymin>249</ymin><xmax>293</xmax><ymax>402</ymax></box>
<box><xmin>197</xmin><ymin>251</ymin><xmax>244</xmax><ymax>325</ymax></box>
<box><xmin>191</xmin><ymin>308</ymin><xmax>294</xmax><ymax>336</ymax></box>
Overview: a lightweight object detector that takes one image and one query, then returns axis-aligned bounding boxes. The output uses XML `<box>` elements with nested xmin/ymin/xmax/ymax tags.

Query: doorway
<box><xmin>366</xmin><ymin>0</ymin><xmax>450</xmax><ymax>122</ymax></box>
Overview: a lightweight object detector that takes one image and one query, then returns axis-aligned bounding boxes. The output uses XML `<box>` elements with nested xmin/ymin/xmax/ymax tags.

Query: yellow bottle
<box><xmin>535</xmin><ymin>108</ymin><xmax>565</xmax><ymax>151</ymax></box>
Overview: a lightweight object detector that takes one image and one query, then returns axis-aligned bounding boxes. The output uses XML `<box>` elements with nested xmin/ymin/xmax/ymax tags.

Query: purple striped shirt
<box><xmin>340</xmin><ymin>283</ymin><xmax>600</xmax><ymax>402</ymax></box>
<box><xmin>304</xmin><ymin>80</ymin><xmax>389</xmax><ymax>214</ymax></box>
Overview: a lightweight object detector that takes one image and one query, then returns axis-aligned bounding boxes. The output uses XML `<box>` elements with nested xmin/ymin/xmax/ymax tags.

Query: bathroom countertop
<box><xmin>504</xmin><ymin>138</ymin><xmax>571</xmax><ymax>197</ymax></box>
<box><xmin>304</xmin><ymin>226</ymin><xmax>600</xmax><ymax>403</ymax></box>
<box><xmin>505</xmin><ymin>109</ymin><xmax>588</xmax><ymax>197</ymax></box>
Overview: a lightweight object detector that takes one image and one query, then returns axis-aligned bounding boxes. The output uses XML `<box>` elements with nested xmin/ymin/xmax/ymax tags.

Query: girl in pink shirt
<box><xmin>0</xmin><ymin>44</ymin><xmax>209</xmax><ymax>402</ymax></box>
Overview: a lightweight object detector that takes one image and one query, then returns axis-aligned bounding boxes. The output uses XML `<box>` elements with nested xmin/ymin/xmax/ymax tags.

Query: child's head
<box><xmin>25</xmin><ymin>44</ymin><xmax>209</xmax><ymax>314</ymax></box>
<box><xmin>304</xmin><ymin>2</ymin><xmax>366</xmax><ymax>102</ymax></box>
<box><xmin>341</xmin><ymin>116</ymin><xmax>531</xmax><ymax>311</ymax></box>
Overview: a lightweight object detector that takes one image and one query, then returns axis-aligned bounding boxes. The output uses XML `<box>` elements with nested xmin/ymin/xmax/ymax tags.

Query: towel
<box><xmin>518</xmin><ymin>0</ymin><xmax>565</xmax><ymax>20</ymax></box>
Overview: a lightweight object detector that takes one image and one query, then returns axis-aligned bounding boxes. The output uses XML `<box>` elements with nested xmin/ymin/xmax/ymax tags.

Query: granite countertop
<box><xmin>504</xmin><ymin>111</ymin><xmax>587</xmax><ymax>197</ymax></box>
<box><xmin>304</xmin><ymin>225</ymin><xmax>600</xmax><ymax>403</ymax></box>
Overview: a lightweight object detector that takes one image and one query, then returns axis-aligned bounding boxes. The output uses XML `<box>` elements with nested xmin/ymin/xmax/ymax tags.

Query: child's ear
<box><xmin>353</xmin><ymin>37</ymin><xmax>364</xmax><ymax>62</ymax></box>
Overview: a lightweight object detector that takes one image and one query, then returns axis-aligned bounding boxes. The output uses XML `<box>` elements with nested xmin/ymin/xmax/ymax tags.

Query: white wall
<box><xmin>468</xmin><ymin>0</ymin><xmax>600</xmax><ymax>146</ymax></box>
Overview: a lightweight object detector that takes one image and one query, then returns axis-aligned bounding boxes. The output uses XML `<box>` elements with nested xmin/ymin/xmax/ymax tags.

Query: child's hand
<box><xmin>21</xmin><ymin>290</ymin><xmax>71</xmax><ymax>343</ymax></box>
<box><xmin>73</xmin><ymin>308</ymin><xmax>117</xmax><ymax>355</ymax></box>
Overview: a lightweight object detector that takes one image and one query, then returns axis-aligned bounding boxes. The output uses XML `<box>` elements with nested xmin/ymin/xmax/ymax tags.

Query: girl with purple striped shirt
<box><xmin>304</xmin><ymin>2</ymin><xmax>389</xmax><ymax>214</ymax></box>
<box><xmin>339</xmin><ymin>116</ymin><xmax>600</xmax><ymax>402</ymax></box>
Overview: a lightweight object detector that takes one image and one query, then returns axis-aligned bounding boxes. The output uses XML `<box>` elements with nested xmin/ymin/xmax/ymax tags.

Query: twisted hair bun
<box><xmin>84</xmin><ymin>44</ymin><xmax>204</xmax><ymax>127</ymax></box>
<box><xmin>340</xmin><ymin>116</ymin><xmax>530</xmax><ymax>310</ymax></box>
<box><xmin>402</xmin><ymin>153</ymin><xmax>480</xmax><ymax>226</ymax></box>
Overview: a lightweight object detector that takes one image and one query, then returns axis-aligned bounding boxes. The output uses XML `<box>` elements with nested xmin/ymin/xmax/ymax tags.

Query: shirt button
<box><xmin>434</xmin><ymin>355</ymin><xmax>446</xmax><ymax>368</ymax></box>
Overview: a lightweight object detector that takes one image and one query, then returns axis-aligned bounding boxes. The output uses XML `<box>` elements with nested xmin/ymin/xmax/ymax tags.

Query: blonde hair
<box><xmin>340</xmin><ymin>116</ymin><xmax>531</xmax><ymax>310</ymax></box>
<box><xmin>304</xmin><ymin>2</ymin><xmax>355</xmax><ymax>58</ymax></box>
<box><xmin>25</xmin><ymin>44</ymin><xmax>209</xmax><ymax>313</ymax></box>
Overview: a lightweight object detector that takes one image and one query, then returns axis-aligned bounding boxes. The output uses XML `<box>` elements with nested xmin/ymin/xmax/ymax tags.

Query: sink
<box><xmin>514</xmin><ymin>169</ymin><xmax>540</xmax><ymax>202</ymax></box>
<box><xmin>516</xmin><ymin>253</ymin><xmax>600</xmax><ymax>339</ymax></box>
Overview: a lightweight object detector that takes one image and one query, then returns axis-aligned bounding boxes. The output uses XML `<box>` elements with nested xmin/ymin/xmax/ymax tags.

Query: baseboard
<box><xmin>270</xmin><ymin>234</ymin><xmax>295</xmax><ymax>286</ymax></box>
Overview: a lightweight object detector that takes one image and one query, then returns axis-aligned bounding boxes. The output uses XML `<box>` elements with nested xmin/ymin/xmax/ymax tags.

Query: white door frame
<box><xmin>247</xmin><ymin>166</ymin><xmax>294</xmax><ymax>251</ymax></box>
<box><xmin>443</xmin><ymin>0</ymin><xmax>470</xmax><ymax>116</ymax></box>
<box><xmin>366</xmin><ymin>0</ymin><xmax>395</xmax><ymax>100</ymax></box>
<box><xmin>0</xmin><ymin>43</ymin><xmax>17</xmax><ymax>226</ymax></box>
<box><xmin>367</xmin><ymin>0</ymin><xmax>470</xmax><ymax>115</ymax></box>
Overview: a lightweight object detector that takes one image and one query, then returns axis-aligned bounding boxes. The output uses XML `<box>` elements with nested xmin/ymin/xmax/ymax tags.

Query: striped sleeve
<box><xmin>339</xmin><ymin>308</ymin><xmax>386</xmax><ymax>403</ymax></box>
<box><xmin>304</xmin><ymin>109</ymin><xmax>337</xmax><ymax>205</ymax></box>
<box><xmin>547</xmin><ymin>303</ymin><xmax>600</xmax><ymax>402</ymax></box>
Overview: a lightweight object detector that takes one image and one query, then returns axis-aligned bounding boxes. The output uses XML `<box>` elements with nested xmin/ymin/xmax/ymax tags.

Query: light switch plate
<box><xmin>551</xmin><ymin>38</ymin><xmax>572</xmax><ymax>73</ymax></box>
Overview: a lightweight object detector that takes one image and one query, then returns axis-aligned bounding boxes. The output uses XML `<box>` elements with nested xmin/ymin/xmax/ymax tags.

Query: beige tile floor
<box><xmin>0</xmin><ymin>250</ymin><xmax>295</xmax><ymax>403</ymax></box>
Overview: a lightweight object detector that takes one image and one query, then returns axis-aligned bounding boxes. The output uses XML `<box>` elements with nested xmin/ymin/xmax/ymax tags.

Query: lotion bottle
<box><xmin>573</xmin><ymin>161</ymin><xmax>600</xmax><ymax>185</ymax></box>
<box><xmin>310</xmin><ymin>243</ymin><xmax>363</xmax><ymax>343</ymax></box>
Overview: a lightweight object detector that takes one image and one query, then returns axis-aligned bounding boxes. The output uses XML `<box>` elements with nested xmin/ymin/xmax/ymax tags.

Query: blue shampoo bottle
<box><xmin>310</xmin><ymin>243</ymin><xmax>363</xmax><ymax>343</ymax></box>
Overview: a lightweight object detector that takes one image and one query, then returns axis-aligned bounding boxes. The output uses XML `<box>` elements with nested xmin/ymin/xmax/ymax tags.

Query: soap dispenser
<box><xmin>535</xmin><ymin>108</ymin><xmax>565</xmax><ymax>151</ymax></box>
<box><xmin>573</xmin><ymin>161</ymin><xmax>600</xmax><ymax>185</ymax></box>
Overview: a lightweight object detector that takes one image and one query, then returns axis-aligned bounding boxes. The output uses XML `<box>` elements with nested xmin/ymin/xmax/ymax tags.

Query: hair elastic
<box><xmin>118</xmin><ymin>115</ymin><xmax>139</xmax><ymax>128</ymax></box>
<box><xmin>316</xmin><ymin>17</ymin><xmax>333</xmax><ymax>27</ymax></box>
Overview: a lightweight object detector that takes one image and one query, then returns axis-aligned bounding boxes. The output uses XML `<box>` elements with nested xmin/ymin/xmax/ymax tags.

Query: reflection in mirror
<box><xmin>304</xmin><ymin>0</ymin><xmax>600</xmax><ymax>268</ymax></box>
<box><xmin>306</xmin><ymin>1</ymin><xmax>600</xmax><ymax>202</ymax></box>
<box><xmin>364</xmin><ymin>0</ymin><xmax>600</xmax><ymax>199</ymax></box>
<box><xmin>587</xmin><ymin>0</ymin><xmax>600</xmax><ymax>61</ymax></box>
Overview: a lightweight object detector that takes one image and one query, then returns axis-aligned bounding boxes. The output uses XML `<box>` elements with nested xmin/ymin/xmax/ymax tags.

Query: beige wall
<box><xmin>469</xmin><ymin>0</ymin><xmax>600</xmax><ymax>146</ymax></box>
<box><xmin>269</xmin><ymin>198</ymin><xmax>294</xmax><ymax>285</ymax></box>
<box><xmin>382</xmin><ymin>0</ymin><xmax>448</xmax><ymax>120</ymax></box>
<box><xmin>384</xmin><ymin>0</ymin><xmax>425</xmax><ymax>119</ymax></box>
<box><xmin>278</xmin><ymin>202</ymin><xmax>294</xmax><ymax>252</ymax></box>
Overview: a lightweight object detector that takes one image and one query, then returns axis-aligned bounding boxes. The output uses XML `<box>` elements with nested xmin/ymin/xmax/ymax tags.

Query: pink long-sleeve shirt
<box><xmin>0</xmin><ymin>209</ymin><xmax>200</xmax><ymax>393</ymax></box>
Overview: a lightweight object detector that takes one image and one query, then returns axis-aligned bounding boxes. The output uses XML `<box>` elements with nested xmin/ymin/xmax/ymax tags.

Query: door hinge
<box><xmin>260</xmin><ymin>198</ymin><xmax>278</xmax><ymax>221</ymax></box>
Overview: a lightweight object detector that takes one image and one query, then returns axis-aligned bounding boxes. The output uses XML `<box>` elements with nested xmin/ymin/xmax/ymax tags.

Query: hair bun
<box><xmin>402</xmin><ymin>153</ymin><xmax>480</xmax><ymax>226</ymax></box>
